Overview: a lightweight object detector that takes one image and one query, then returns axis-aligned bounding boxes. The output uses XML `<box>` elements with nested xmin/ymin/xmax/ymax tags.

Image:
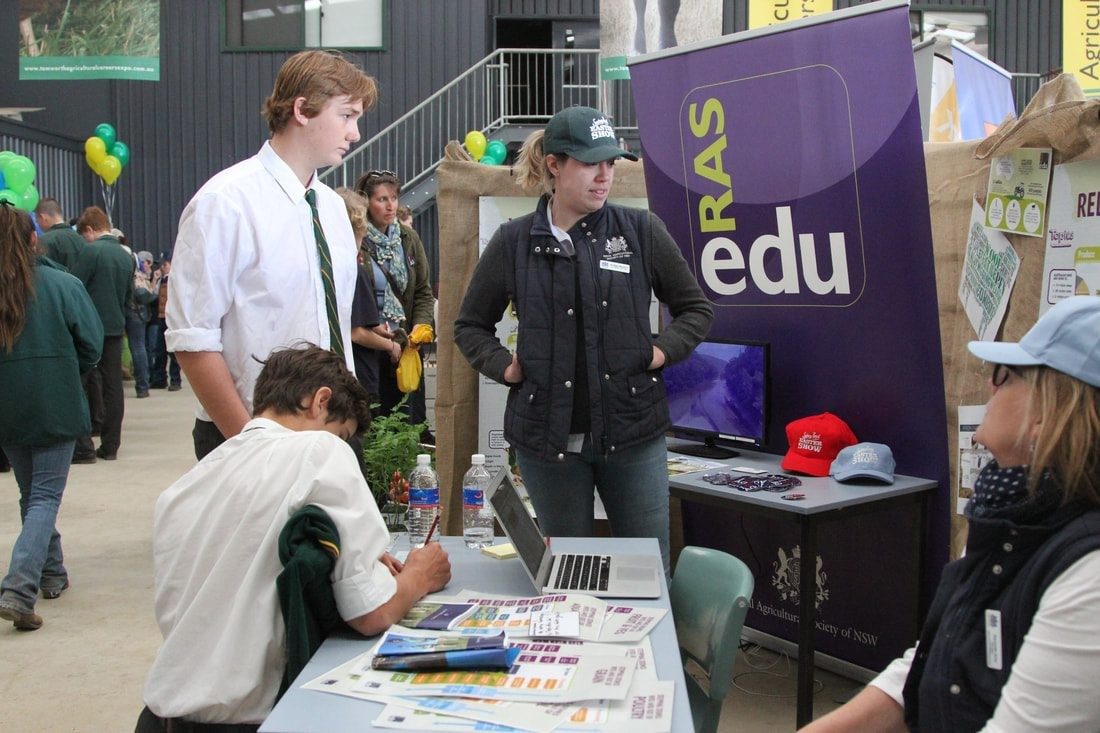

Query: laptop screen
<box><xmin>488</xmin><ymin>469</ymin><xmax>549</xmax><ymax>583</ymax></box>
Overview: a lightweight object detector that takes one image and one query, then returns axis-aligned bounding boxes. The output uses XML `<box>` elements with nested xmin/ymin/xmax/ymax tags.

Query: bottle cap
<box><xmin>472</xmin><ymin>454</ymin><xmax>485</xmax><ymax>465</ymax></box>
<box><xmin>417</xmin><ymin>453</ymin><xmax>431</xmax><ymax>465</ymax></box>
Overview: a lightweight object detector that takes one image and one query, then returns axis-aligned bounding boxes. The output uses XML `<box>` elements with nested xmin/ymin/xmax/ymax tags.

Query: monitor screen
<box><xmin>663</xmin><ymin>339</ymin><xmax>768</xmax><ymax>457</ymax></box>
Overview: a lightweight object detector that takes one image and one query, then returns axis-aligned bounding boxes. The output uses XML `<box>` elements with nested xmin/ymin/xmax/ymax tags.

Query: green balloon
<box><xmin>0</xmin><ymin>151</ymin><xmax>15</xmax><ymax>168</ymax></box>
<box><xmin>94</xmin><ymin>123</ymin><xmax>117</xmax><ymax>148</ymax></box>
<box><xmin>1</xmin><ymin>156</ymin><xmax>35</xmax><ymax>195</ymax></box>
<box><xmin>484</xmin><ymin>140</ymin><xmax>507</xmax><ymax>165</ymax></box>
<box><xmin>110</xmin><ymin>141</ymin><xmax>131</xmax><ymax>167</ymax></box>
<box><xmin>0</xmin><ymin>189</ymin><xmax>20</xmax><ymax>206</ymax></box>
<box><xmin>20</xmin><ymin>184</ymin><xmax>39</xmax><ymax>212</ymax></box>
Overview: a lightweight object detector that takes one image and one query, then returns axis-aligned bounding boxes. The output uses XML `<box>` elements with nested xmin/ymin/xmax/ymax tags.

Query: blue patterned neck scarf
<box><xmin>365</xmin><ymin>222</ymin><xmax>408</xmax><ymax>326</ymax></box>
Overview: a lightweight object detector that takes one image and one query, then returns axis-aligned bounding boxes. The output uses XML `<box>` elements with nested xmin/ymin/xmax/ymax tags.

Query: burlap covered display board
<box><xmin>927</xmin><ymin>74</ymin><xmax>1100</xmax><ymax>557</ymax></box>
<box><xmin>434</xmin><ymin>142</ymin><xmax>649</xmax><ymax>537</ymax></box>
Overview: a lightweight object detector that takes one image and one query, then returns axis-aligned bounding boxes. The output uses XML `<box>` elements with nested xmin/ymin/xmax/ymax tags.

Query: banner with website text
<box><xmin>18</xmin><ymin>0</ymin><xmax>160</xmax><ymax>81</ymax></box>
<box><xmin>628</xmin><ymin>0</ymin><xmax>948</xmax><ymax>670</ymax></box>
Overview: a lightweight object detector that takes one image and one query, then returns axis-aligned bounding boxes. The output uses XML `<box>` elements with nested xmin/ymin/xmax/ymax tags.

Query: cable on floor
<box><xmin>731</xmin><ymin>643</ymin><xmax>824</xmax><ymax>698</ymax></box>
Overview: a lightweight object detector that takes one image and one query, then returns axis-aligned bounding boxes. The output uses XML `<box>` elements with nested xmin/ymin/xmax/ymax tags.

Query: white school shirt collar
<box><xmin>257</xmin><ymin>140</ymin><xmax>318</xmax><ymax>204</ymax></box>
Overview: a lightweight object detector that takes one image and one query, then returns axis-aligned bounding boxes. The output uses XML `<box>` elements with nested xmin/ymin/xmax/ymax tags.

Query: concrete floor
<box><xmin>0</xmin><ymin>381</ymin><xmax>852</xmax><ymax>731</ymax></box>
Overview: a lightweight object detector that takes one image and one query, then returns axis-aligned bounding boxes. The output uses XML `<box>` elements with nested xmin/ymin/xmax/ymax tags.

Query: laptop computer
<box><xmin>485</xmin><ymin>467</ymin><xmax>663</xmax><ymax>599</ymax></box>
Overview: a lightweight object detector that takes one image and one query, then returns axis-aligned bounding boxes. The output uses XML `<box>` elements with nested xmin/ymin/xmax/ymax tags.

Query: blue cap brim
<box><xmin>967</xmin><ymin>340</ymin><xmax>1043</xmax><ymax>366</ymax></box>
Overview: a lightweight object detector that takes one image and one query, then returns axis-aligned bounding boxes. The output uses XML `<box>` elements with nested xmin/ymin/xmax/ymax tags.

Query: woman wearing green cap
<box><xmin>455</xmin><ymin>106</ymin><xmax>713</xmax><ymax>573</ymax></box>
<box><xmin>804</xmin><ymin>295</ymin><xmax>1100</xmax><ymax>732</ymax></box>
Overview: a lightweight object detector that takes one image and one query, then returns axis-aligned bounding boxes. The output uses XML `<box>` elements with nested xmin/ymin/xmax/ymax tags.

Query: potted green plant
<box><xmin>360</xmin><ymin>397</ymin><xmax>430</xmax><ymax>532</ymax></box>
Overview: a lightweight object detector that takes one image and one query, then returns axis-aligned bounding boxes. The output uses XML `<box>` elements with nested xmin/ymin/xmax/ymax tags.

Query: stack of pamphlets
<box><xmin>303</xmin><ymin>593</ymin><xmax>675</xmax><ymax>732</ymax></box>
<box><xmin>370</xmin><ymin>631</ymin><xmax>519</xmax><ymax>671</ymax></box>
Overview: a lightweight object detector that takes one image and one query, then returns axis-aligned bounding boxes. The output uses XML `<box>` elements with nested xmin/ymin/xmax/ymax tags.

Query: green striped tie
<box><xmin>304</xmin><ymin>189</ymin><xmax>345</xmax><ymax>359</ymax></box>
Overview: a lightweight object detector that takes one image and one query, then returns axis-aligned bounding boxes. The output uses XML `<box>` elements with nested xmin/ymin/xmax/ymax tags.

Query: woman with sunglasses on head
<box><xmin>354</xmin><ymin>170</ymin><xmax>434</xmax><ymax>438</ymax></box>
<box><xmin>454</xmin><ymin>107</ymin><xmax>713</xmax><ymax>574</ymax></box>
<box><xmin>803</xmin><ymin>295</ymin><xmax>1100</xmax><ymax>733</ymax></box>
<box><xmin>0</xmin><ymin>203</ymin><xmax>103</xmax><ymax>631</ymax></box>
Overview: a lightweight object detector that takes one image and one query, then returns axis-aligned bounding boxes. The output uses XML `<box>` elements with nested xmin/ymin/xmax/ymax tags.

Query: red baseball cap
<box><xmin>781</xmin><ymin>412</ymin><xmax>858</xmax><ymax>477</ymax></box>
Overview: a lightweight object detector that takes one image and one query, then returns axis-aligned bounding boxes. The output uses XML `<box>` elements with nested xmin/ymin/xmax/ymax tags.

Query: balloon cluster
<box><xmin>464</xmin><ymin>131</ymin><xmax>507</xmax><ymax>166</ymax></box>
<box><xmin>84</xmin><ymin>123</ymin><xmax>131</xmax><ymax>186</ymax></box>
<box><xmin>0</xmin><ymin>151</ymin><xmax>39</xmax><ymax>211</ymax></box>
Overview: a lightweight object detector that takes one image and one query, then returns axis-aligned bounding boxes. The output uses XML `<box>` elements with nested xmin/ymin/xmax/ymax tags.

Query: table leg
<box><xmin>796</xmin><ymin>517</ymin><xmax>817</xmax><ymax>728</ymax></box>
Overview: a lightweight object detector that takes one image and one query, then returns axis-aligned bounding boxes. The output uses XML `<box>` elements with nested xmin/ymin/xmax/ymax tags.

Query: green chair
<box><xmin>671</xmin><ymin>546</ymin><xmax>755</xmax><ymax>733</ymax></box>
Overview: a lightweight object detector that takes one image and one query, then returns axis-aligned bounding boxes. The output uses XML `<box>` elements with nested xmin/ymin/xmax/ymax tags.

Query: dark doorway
<box><xmin>495</xmin><ymin>19</ymin><xmax>553</xmax><ymax>120</ymax></box>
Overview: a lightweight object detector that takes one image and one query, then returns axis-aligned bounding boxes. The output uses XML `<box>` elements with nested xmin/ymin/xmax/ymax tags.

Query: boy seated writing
<box><xmin>139</xmin><ymin>344</ymin><xmax>450</xmax><ymax>730</ymax></box>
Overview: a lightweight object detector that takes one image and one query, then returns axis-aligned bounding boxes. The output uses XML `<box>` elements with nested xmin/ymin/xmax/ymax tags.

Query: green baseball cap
<box><xmin>543</xmin><ymin>106</ymin><xmax>638</xmax><ymax>163</ymax></box>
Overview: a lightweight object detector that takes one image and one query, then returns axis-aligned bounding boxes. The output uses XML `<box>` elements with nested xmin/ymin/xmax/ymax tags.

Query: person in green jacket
<box><xmin>0</xmin><ymin>202</ymin><xmax>103</xmax><ymax>631</ymax></box>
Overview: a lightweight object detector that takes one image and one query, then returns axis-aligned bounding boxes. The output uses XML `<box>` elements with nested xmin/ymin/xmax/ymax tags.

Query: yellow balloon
<box><xmin>100</xmin><ymin>155</ymin><xmax>122</xmax><ymax>185</ymax></box>
<box><xmin>464</xmin><ymin>130</ymin><xmax>487</xmax><ymax>160</ymax></box>
<box><xmin>85</xmin><ymin>136</ymin><xmax>107</xmax><ymax>166</ymax></box>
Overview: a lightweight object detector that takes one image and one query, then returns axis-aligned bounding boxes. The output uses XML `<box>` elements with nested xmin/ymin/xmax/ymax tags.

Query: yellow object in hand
<box><xmin>409</xmin><ymin>323</ymin><xmax>435</xmax><ymax>345</ymax></box>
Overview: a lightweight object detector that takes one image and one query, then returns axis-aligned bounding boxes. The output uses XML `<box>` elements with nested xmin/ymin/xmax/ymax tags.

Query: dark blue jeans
<box><xmin>0</xmin><ymin>443</ymin><xmax>72</xmax><ymax>612</ymax></box>
<box><xmin>126</xmin><ymin>310</ymin><xmax>150</xmax><ymax>393</ymax></box>
<box><xmin>516</xmin><ymin>435</ymin><xmax>671</xmax><ymax>574</ymax></box>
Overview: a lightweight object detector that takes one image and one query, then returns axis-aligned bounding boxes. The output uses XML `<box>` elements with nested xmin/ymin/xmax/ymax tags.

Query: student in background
<box><xmin>0</xmin><ymin>203</ymin><xmax>102</xmax><ymax>631</ymax></box>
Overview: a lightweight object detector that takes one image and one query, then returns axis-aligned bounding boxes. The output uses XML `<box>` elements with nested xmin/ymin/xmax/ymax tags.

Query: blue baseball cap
<box><xmin>830</xmin><ymin>442</ymin><xmax>895</xmax><ymax>484</ymax></box>
<box><xmin>968</xmin><ymin>296</ymin><xmax>1100</xmax><ymax>388</ymax></box>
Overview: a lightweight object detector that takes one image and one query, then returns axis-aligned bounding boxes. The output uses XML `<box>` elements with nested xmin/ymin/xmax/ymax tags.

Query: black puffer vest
<box><xmin>903</xmin><ymin>495</ymin><xmax>1100</xmax><ymax>731</ymax></box>
<box><xmin>499</xmin><ymin>197</ymin><xmax>668</xmax><ymax>460</ymax></box>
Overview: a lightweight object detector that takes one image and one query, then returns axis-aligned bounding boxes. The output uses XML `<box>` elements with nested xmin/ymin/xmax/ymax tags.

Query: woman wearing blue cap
<box><xmin>454</xmin><ymin>107</ymin><xmax>713</xmax><ymax>573</ymax></box>
<box><xmin>804</xmin><ymin>295</ymin><xmax>1100</xmax><ymax>732</ymax></box>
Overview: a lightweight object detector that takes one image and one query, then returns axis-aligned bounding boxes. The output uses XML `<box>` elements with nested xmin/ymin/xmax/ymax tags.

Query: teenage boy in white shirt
<box><xmin>167</xmin><ymin>50</ymin><xmax>375</xmax><ymax>459</ymax></box>
<box><xmin>140</xmin><ymin>345</ymin><xmax>451</xmax><ymax>729</ymax></box>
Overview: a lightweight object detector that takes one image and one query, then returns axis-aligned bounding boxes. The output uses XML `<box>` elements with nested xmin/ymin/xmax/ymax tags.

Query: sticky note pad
<box><xmin>481</xmin><ymin>543</ymin><xmax>517</xmax><ymax>559</ymax></box>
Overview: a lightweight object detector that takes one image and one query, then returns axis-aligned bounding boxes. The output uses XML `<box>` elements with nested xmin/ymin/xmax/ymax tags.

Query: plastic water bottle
<box><xmin>407</xmin><ymin>454</ymin><xmax>440</xmax><ymax>549</ymax></box>
<box><xmin>462</xmin><ymin>454</ymin><xmax>494</xmax><ymax>549</ymax></box>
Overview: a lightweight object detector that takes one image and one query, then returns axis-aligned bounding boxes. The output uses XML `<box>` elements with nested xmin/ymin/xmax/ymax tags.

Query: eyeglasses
<box><xmin>364</xmin><ymin>169</ymin><xmax>396</xmax><ymax>179</ymax></box>
<box><xmin>991</xmin><ymin>363</ymin><xmax>1020</xmax><ymax>388</ymax></box>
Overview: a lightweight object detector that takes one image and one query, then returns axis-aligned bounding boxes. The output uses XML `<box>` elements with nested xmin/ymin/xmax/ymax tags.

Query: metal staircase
<box><xmin>320</xmin><ymin>48</ymin><xmax>634</xmax><ymax>211</ymax></box>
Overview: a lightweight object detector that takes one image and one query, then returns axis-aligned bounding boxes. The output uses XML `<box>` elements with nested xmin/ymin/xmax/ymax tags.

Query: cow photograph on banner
<box><xmin>629</xmin><ymin>0</ymin><xmax>949</xmax><ymax>672</ymax></box>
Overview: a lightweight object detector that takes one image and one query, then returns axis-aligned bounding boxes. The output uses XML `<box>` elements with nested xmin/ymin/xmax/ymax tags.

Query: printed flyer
<box><xmin>959</xmin><ymin>199</ymin><xmax>1020</xmax><ymax>341</ymax></box>
<box><xmin>1041</xmin><ymin>159</ymin><xmax>1100</xmax><ymax>315</ymax></box>
<box><xmin>984</xmin><ymin>147</ymin><xmax>1053</xmax><ymax>237</ymax></box>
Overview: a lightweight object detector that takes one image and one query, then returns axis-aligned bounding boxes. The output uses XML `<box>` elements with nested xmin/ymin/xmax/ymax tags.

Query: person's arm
<box><xmin>646</xmin><ymin>213</ymin><xmax>714</xmax><ymax>367</ymax></box>
<box><xmin>175</xmin><ymin>351</ymin><xmax>250</xmax><ymax>438</ymax></box>
<box><xmin>798</xmin><ymin>685</ymin><xmax>906</xmax><ymax>733</ymax></box>
<box><xmin>403</xmin><ymin>227</ymin><xmax>435</xmax><ymax>329</ymax></box>
<box><xmin>345</xmin><ymin>542</ymin><xmax>451</xmax><ymax>636</ymax></box>
<box><xmin>352</xmin><ymin>326</ymin><xmax>401</xmax><ymax>363</ymax></box>
<box><xmin>453</xmin><ymin>231</ymin><xmax>517</xmax><ymax>384</ymax></box>
<box><xmin>65</xmin><ymin>276</ymin><xmax>105</xmax><ymax>372</ymax></box>
<box><xmin>166</xmin><ymin>192</ymin><xmax>252</xmax><ymax>433</ymax></box>
<box><xmin>980</xmin><ymin>551</ymin><xmax>1100</xmax><ymax>732</ymax></box>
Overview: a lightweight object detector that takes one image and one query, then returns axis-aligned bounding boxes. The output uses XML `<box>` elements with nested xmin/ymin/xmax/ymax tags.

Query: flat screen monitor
<box><xmin>663</xmin><ymin>339</ymin><xmax>768</xmax><ymax>459</ymax></box>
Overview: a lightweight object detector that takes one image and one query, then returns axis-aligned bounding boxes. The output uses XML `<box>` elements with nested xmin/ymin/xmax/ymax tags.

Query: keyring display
<box><xmin>701</xmin><ymin>472</ymin><xmax>803</xmax><ymax>492</ymax></box>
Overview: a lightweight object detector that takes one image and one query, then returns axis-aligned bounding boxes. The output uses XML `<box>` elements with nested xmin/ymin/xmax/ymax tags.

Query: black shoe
<box><xmin>71</xmin><ymin>452</ymin><xmax>97</xmax><ymax>465</ymax></box>
<box><xmin>95</xmin><ymin>447</ymin><xmax>117</xmax><ymax>461</ymax></box>
<box><xmin>168</xmin><ymin>383</ymin><xmax>182</xmax><ymax>392</ymax></box>
<box><xmin>149</xmin><ymin>382</ymin><xmax>168</xmax><ymax>390</ymax></box>
<box><xmin>136</xmin><ymin>390</ymin><xmax>150</xmax><ymax>398</ymax></box>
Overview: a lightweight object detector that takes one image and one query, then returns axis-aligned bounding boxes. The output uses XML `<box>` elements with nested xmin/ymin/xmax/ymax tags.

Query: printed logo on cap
<box><xmin>590</xmin><ymin>117</ymin><xmax>616</xmax><ymax>141</ymax></box>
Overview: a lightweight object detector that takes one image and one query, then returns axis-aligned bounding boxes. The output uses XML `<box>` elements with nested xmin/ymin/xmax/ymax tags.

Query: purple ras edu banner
<box><xmin>630</xmin><ymin>0</ymin><xmax>949</xmax><ymax>671</ymax></box>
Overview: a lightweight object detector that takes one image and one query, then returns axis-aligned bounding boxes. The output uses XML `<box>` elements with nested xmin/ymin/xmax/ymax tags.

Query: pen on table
<box><xmin>424</xmin><ymin>513</ymin><xmax>440</xmax><ymax>544</ymax></box>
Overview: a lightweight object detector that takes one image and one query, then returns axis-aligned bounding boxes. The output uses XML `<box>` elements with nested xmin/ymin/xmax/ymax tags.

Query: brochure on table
<box><xmin>303</xmin><ymin>630</ymin><xmax>663</xmax><ymax>731</ymax></box>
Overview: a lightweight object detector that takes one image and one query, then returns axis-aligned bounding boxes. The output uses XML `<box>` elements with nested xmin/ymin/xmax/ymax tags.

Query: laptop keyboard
<box><xmin>554</xmin><ymin>553</ymin><xmax>611</xmax><ymax>592</ymax></box>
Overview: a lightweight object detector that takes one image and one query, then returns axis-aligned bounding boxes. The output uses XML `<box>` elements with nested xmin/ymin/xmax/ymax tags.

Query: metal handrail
<box><xmin>321</xmin><ymin>48</ymin><xmax>620</xmax><ymax>197</ymax></box>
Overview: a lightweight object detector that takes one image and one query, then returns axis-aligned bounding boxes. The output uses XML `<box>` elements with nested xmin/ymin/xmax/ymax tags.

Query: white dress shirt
<box><xmin>870</xmin><ymin>550</ymin><xmax>1100</xmax><ymax>732</ymax></box>
<box><xmin>143</xmin><ymin>418</ymin><xmax>396</xmax><ymax>724</ymax></box>
<box><xmin>166</xmin><ymin>141</ymin><xmax>357</xmax><ymax>419</ymax></box>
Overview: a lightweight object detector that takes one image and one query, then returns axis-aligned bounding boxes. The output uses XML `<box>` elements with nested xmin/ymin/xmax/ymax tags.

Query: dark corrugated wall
<box><xmin>107</xmin><ymin>1</ymin><xmax>497</xmax><ymax>259</ymax></box>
